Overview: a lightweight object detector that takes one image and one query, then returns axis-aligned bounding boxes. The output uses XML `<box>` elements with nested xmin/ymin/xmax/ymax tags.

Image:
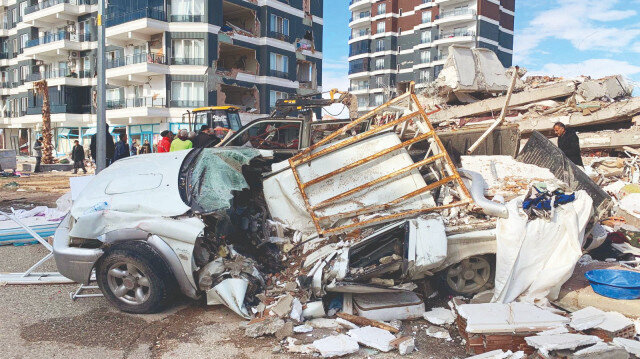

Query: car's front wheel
<box><xmin>96</xmin><ymin>241</ymin><xmax>177</xmax><ymax>314</ymax></box>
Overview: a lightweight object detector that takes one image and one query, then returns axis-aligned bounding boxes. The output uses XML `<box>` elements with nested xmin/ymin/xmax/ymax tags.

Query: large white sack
<box><xmin>492</xmin><ymin>190</ymin><xmax>593</xmax><ymax>304</ymax></box>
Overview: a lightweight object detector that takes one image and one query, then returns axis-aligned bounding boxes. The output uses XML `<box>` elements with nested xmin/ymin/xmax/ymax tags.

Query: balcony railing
<box><xmin>106</xmin><ymin>96</ymin><xmax>166</xmax><ymax>110</ymax></box>
<box><xmin>349</xmin><ymin>0</ymin><xmax>368</xmax><ymax>5</ymax></box>
<box><xmin>106</xmin><ymin>52</ymin><xmax>166</xmax><ymax>69</ymax></box>
<box><xmin>433</xmin><ymin>53</ymin><xmax>448</xmax><ymax>61</ymax></box>
<box><xmin>349</xmin><ymin>64</ymin><xmax>369</xmax><ymax>74</ymax></box>
<box><xmin>105</xmin><ymin>8</ymin><xmax>166</xmax><ymax>27</ymax></box>
<box><xmin>349</xmin><ymin>84</ymin><xmax>369</xmax><ymax>91</ymax></box>
<box><xmin>269</xmin><ymin>31</ymin><xmax>290</xmax><ymax>42</ymax></box>
<box><xmin>78</xmin><ymin>33</ymin><xmax>95</xmax><ymax>42</ymax></box>
<box><xmin>0</xmin><ymin>52</ymin><xmax>8</xmax><ymax>59</ymax></box>
<box><xmin>170</xmin><ymin>14</ymin><xmax>204</xmax><ymax>22</ymax></box>
<box><xmin>170</xmin><ymin>57</ymin><xmax>205</xmax><ymax>66</ymax></box>
<box><xmin>349</xmin><ymin>11</ymin><xmax>370</xmax><ymax>22</ymax></box>
<box><xmin>269</xmin><ymin>69</ymin><xmax>289</xmax><ymax>79</ymax></box>
<box><xmin>436</xmin><ymin>8</ymin><xmax>476</xmax><ymax>20</ymax></box>
<box><xmin>169</xmin><ymin>100</ymin><xmax>205</xmax><ymax>108</ymax></box>
<box><xmin>26</xmin><ymin>31</ymin><xmax>69</xmax><ymax>48</ymax></box>
<box><xmin>25</xmin><ymin>68</ymin><xmax>91</xmax><ymax>82</ymax></box>
<box><xmin>434</xmin><ymin>30</ymin><xmax>476</xmax><ymax>40</ymax></box>
<box><xmin>25</xmin><ymin>0</ymin><xmax>97</xmax><ymax>15</ymax></box>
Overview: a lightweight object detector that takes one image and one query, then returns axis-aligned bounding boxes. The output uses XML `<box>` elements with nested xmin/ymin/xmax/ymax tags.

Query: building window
<box><xmin>374</xmin><ymin>94</ymin><xmax>384</xmax><ymax>106</ymax></box>
<box><xmin>419</xmin><ymin>70</ymin><xmax>430</xmax><ymax>83</ymax></box>
<box><xmin>422</xmin><ymin>11</ymin><xmax>431</xmax><ymax>23</ymax></box>
<box><xmin>357</xmin><ymin>96</ymin><xmax>368</xmax><ymax>108</ymax></box>
<box><xmin>376</xmin><ymin>39</ymin><xmax>384</xmax><ymax>52</ymax></box>
<box><xmin>375</xmin><ymin>58</ymin><xmax>384</xmax><ymax>70</ymax></box>
<box><xmin>270</xmin><ymin>52</ymin><xmax>289</xmax><ymax>77</ymax></box>
<box><xmin>376</xmin><ymin>21</ymin><xmax>385</xmax><ymax>33</ymax></box>
<box><xmin>269</xmin><ymin>90</ymin><xmax>288</xmax><ymax>109</ymax></box>
<box><xmin>19</xmin><ymin>2</ymin><xmax>27</xmax><ymax>18</ymax></box>
<box><xmin>19</xmin><ymin>34</ymin><xmax>28</xmax><ymax>50</ymax></box>
<box><xmin>172</xmin><ymin>39</ymin><xmax>204</xmax><ymax>65</ymax></box>
<box><xmin>375</xmin><ymin>76</ymin><xmax>384</xmax><ymax>88</ymax></box>
<box><xmin>171</xmin><ymin>81</ymin><xmax>204</xmax><ymax>106</ymax></box>
<box><xmin>420</xmin><ymin>50</ymin><xmax>430</xmax><ymax>63</ymax></box>
<box><xmin>171</xmin><ymin>0</ymin><xmax>205</xmax><ymax>17</ymax></box>
<box><xmin>421</xmin><ymin>31</ymin><xmax>431</xmax><ymax>44</ymax></box>
<box><xmin>270</xmin><ymin>14</ymin><xmax>289</xmax><ymax>36</ymax></box>
<box><xmin>377</xmin><ymin>3</ymin><xmax>386</xmax><ymax>15</ymax></box>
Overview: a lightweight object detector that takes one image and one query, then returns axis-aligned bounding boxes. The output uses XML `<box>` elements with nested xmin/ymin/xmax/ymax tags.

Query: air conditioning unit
<box><xmin>69</xmin><ymin>51</ymin><xmax>79</xmax><ymax>58</ymax></box>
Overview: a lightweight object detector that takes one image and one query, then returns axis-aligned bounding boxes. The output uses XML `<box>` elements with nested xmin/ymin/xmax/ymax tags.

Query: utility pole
<box><xmin>95</xmin><ymin>0</ymin><xmax>107</xmax><ymax>173</ymax></box>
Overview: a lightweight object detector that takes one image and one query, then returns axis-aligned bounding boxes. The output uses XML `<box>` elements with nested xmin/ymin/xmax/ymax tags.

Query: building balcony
<box><xmin>23</xmin><ymin>31</ymin><xmax>94</xmax><ymax>58</ymax></box>
<box><xmin>268</xmin><ymin>30</ymin><xmax>290</xmax><ymax>43</ymax></box>
<box><xmin>170</xmin><ymin>57</ymin><xmax>206</xmax><ymax>66</ymax></box>
<box><xmin>433</xmin><ymin>30</ymin><xmax>476</xmax><ymax>46</ymax></box>
<box><xmin>23</xmin><ymin>0</ymin><xmax>96</xmax><ymax>24</ymax></box>
<box><xmin>106</xmin><ymin>97</ymin><xmax>170</xmax><ymax>121</ymax></box>
<box><xmin>24</xmin><ymin>68</ymin><xmax>95</xmax><ymax>86</ymax></box>
<box><xmin>269</xmin><ymin>69</ymin><xmax>289</xmax><ymax>79</ymax></box>
<box><xmin>349</xmin><ymin>11</ymin><xmax>371</xmax><ymax>27</ymax></box>
<box><xmin>106</xmin><ymin>97</ymin><xmax>166</xmax><ymax>110</ymax></box>
<box><xmin>27</xmin><ymin>104</ymin><xmax>91</xmax><ymax>116</ymax></box>
<box><xmin>105</xmin><ymin>8</ymin><xmax>166</xmax><ymax>44</ymax></box>
<box><xmin>106</xmin><ymin>53</ymin><xmax>168</xmax><ymax>84</ymax></box>
<box><xmin>435</xmin><ymin>0</ymin><xmax>472</xmax><ymax>5</ymax></box>
<box><xmin>434</xmin><ymin>8</ymin><xmax>476</xmax><ymax>25</ymax></box>
<box><xmin>169</xmin><ymin>14</ymin><xmax>204</xmax><ymax>22</ymax></box>
<box><xmin>349</xmin><ymin>0</ymin><xmax>370</xmax><ymax>11</ymax></box>
<box><xmin>169</xmin><ymin>100</ymin><xmax>205</xmax><ymax>108</ymax></box>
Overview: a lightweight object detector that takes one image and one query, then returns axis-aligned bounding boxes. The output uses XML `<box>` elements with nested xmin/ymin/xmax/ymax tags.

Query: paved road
<box><xmin>0</xmin><ymin>244</ymin><xmax>466</xmax><ymax>359</ymax></box>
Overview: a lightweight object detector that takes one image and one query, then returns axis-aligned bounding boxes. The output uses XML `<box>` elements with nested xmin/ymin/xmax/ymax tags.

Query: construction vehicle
<box><xmin>182</xmin><ymin>105</ymin><xmax>243</xmax><ymax>138</ymax></box>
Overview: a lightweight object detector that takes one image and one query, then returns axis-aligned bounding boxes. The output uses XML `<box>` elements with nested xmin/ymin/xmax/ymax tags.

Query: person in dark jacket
<box><xmin>554</xmin><ymin>122</ymin><xmax>584</xmax><ymax>167</ymax></box>
<box><xmin>89</xmin><ymin>124</ymin><xmax>115</xmax><ymax>166</ymax></box>
<box><xmin>33</xmin><ymin>137</ymin><xmax>43</xmax><ymax>173</ymax></box>
<box><xmin>193</xmin><ymin>125</ymin><xmax>220</xmax><ymax>148</ymax></box>
<box><xmin>113</xmin><ymin>134</ymin><xmax>130</xmax><ymax>162</ymax></box>
<box><xmin>71</xmin><ymin>140</ymin><xmax>86</xmax><ymax>174</ymax></box>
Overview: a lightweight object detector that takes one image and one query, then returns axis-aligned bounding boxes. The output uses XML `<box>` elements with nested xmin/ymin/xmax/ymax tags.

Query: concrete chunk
<box><xmin>425</xmin><ymin>325</ymin><xmax>452</xmax><ymax>341</ymax></box>
<box><xmin>391</xmin><ymin>336</ymin><xmax>415</xmax><ymax>355</ymax></box>
<box><xmin>525</xmin><ymin>333</ymin><xmax>602</xmax><ymax>351</ymax></box>
<box><xmin>313</xmin><ymin>334</ymin><xmax>360</xmax><ymax>358</ymax></box>
<box><xmin>245</xmin><ymin>317</ymin><xmax>286</xmax><ymax>338</ymax></box>
<box><xmin>577</xmin><ymin>76</ymin><xmax>633</xmax><ymax>101</ymax></box>
<box><xmin>347</xmin><ymin>326</ymin><xmax>396</xmax><ymax>352</ymax></box>
<box><xmin>423</xmin><ymin>307</ymin><xmax>456</xmax><ymax>326</ymax></box>
<box><xmin>612</xmin><ymin>338</ymin><xmax>640</xmax><ymax>357</ymax></box>
<box><xmin>271</xmin><ymin>294</ymin><xmax>294</xmax><ymax>318</ymax></box>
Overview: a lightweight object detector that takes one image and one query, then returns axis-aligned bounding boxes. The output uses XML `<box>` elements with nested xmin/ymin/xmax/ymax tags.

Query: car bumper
<box><xmin>53</xmin><ymin>215</ymin><xmax>103</xmax><ymax>285</ymax></box>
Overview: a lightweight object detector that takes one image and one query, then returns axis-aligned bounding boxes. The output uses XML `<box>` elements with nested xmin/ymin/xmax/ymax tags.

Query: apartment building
<box><xmin>348</xmin><ymin>0</ymin><xmax>514</xmax><ymax>112</ymax></box>
<box><xmin>0</xmin><ymin>0</ymin><xmax>323</xmax><ymax>155</ymax></box>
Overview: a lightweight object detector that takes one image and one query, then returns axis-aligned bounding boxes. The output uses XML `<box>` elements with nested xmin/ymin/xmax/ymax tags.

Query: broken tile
<box><xmin>525</xmin><ymin>333</ymin><xmax>602</xmax><ymax>351</ymax></box>
<box><xmin>347</xmin><ymin>326</ymin><xmax>396</xmax><ymax>352</ymax></box>
<box><xmin>425</xmin><ymin>325</ymin><xmax>452</xmax><ymax>341</ymax></box>
<box><xmin>313</xmin><ymin>334</ymin><xmax>360</xmax><ymax>358</ymax></box>
<box><xmin>423</xmin><ymin>307</ymin><xmax>455</xmax><ymax>326</ymax></box>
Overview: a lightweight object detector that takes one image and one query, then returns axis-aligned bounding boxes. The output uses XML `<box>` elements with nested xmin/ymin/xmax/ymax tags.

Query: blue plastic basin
<box><xmin>585</xmin><ymin>269</ymin><xmax>640</xmax><ymax>300</ymax></box>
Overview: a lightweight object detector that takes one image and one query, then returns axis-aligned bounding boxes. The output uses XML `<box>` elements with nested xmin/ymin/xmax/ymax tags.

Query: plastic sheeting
<box><xmin>189</xmin><ymin>148</ymin><xmax>262</xmax><ymax>214</ymax></box>
<box><xmin>492</xmin><ymin>190</ymin><xmax>593</xmax><ymax>304</ymax></box>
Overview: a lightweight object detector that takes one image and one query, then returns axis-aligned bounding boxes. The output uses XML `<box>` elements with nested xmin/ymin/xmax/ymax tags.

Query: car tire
<box><xmin>96</xmin><ymin>241</ymin><xmax>178</xmax><ymax>314</ymax></box>
<box><xmin>441</xmin><ymin>255</ymin><xmax>495</xmax><ymax>296</ymax></box>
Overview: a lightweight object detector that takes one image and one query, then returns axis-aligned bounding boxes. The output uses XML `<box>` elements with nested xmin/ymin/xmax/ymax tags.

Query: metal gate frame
<box><xmin>288</xmin><ymin>85</ymin><xmax>472</xmax><ymax>236</ymax></box>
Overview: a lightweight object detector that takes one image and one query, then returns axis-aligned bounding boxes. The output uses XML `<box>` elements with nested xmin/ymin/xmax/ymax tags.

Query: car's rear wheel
<box><xmin>442</xmin><ymin>255</ymin><xmax>495</xmax><ymax>296</ymax></box>
<box><xmin>96</xmin><ymin>241</ymin><xmax>177</xmax><ymax>314</ymax></box>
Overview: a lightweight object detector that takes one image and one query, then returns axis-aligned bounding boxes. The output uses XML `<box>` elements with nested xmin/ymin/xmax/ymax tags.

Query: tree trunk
<box><xmin>34</xmin><ymin>80</ymin><xmax>54</xmax><ymax>164</ymax></box>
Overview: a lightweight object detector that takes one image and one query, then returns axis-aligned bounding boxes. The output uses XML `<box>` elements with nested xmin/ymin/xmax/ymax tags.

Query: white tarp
<box><xmin>492</xmin><ymin>190</ymin><xmax>593</xmax><ymax>304</ymax></box>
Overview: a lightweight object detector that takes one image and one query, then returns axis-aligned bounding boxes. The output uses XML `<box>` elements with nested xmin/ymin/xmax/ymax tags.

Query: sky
<box><xmin>320</xmin><ymin>0</ymin><xmax>640</xmax><ymax>98</ymax></box>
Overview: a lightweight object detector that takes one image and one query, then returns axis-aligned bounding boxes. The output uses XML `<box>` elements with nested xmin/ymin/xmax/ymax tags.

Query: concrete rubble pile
<box><xmin>417</xmin><ymin>46</ymin><xmax>640</xmax><ymax>156</ymax></box>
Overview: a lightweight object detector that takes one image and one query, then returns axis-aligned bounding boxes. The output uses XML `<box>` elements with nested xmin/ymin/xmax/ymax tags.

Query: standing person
<box><xmin>193</xmin><ymin>125</ymin><xmax>220</xmax><ymax>148</ymax></box>
<box><xmin>71</xmin><ymin>140</ymin><xmax>87</xmax><ymax>174</ymax></box>
<box><xmin>157</xmin><ymin>130</ymin><xmax>172</xmax><ymax>153</ymax></box>
<box><xmin>130</xmin><ymin>139</ymin><xmax>139</xmax><ymax>156</ymax></box>
<box><xmin>89</xmin><ymin>123</ymin><xmax>115</xmax><ymax>166</ymax></box>
<box><xmin>141</xmin><ymin>139</ymin><xmax>152</xmax><ymax>154</ymax></box>
<box><xmin>170</xmin><ymin>129</ymin><xmax>193</xmax><ymax>152</ymax></box>
<box><xmin>113</xmin><ymin>134</ymin><xmax>130</xmax><ymax>162</ymax></box>
<box><xmin>33</xmin><ymin>137</ymin><xmax>43</xmax><ymax>173</ymax></box>
<box><xmin>553</xmin><ymin>122</ymin><xmax>584</xmax><ymax>167</ymax></box>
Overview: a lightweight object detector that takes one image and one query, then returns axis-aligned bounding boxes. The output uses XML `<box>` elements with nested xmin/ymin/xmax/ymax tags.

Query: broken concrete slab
<box><xmin>244</xmin><ymin>316</ymin><xmax>286</xmax><ymax>338</ymax></box>
<box><xmin>275</xmin><ymin>321</ymin><xmax>294</xmax><ymax>340</ymax></box>
<box><xmin>425</xmin><ymin>325</ymin><xmax>452</xmax><ymax>341</ymax></box>
<box><xmin>423</xmin><ymin>307</ymin><xmax>456</xmax><ymax>326</ymax></box>
<box><xmin>313</xmin><ymin>334</ymin><xmax>360</xmax><ymax>358</ymax></box>
<box><xmin>612</xmin><ymin>337</ymin><xmax>640</xmax><ymax>357</ymax></box>
<box><xmin>467</xmin><ymin>350</ymin><xmax>525</xmax><ymax>359</ymax></box>
<box><xmin>571</xmin><ymin>342</ymin><xmax>630</xmax><ymax>359</ymax></box>
<box><xmin>571</xmin><ymin>307</ymin><xmax>608</xmax><ymax>331</ymax></box>
<box><xmin>434</xmin><ymin>46</ymin><xmax>512</xmax><ymax>94</ymax></box>
<box><xmin>518</xmin><ymin>97</ymin><xmax>640</xmax><ymax>134</ymax></box>
<box><xmin>271</xmin><ymin>294</ymin><xmax>294</xmax><ymax>318</ymax></box>
<box><xmin>456</xmin><ymin>302</ymin><xmax>570</xmax><ymax>334</ymax></box>
<box><xmin>577</xmin><ymin>76</ymin><xmax>633</xmax><ymax>102</ymax></box>
<box><xmin>429</xmin><ymin>81</ymin><xmax>577</xmax><ymax>124</ymax></box>
<box><xmin>353</xmin><ymin>291</ymin><xmax>425</xmax><ymax>322</ymax></box>
<box><xmin>525</xmin><ymin>333</ymin><xmax>602</xmax><ymax>351</ymax></box>
<box><xmin>347</xmin><ymin>326</ymin><xmax>396</xmax><ymax>352</ymax></box>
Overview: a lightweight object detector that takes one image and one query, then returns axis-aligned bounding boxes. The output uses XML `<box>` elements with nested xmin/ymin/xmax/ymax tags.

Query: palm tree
<box><xmin>34</xmin><ymin>80</ymin><xmax>54</xmax><ymax>164</ymax></box>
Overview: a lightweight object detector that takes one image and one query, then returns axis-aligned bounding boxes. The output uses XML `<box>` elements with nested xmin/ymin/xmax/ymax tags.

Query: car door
<box><xmin>222</xmin><ymin>118</ymin><xmax>303</xmax><ymax>161</ymax></box>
